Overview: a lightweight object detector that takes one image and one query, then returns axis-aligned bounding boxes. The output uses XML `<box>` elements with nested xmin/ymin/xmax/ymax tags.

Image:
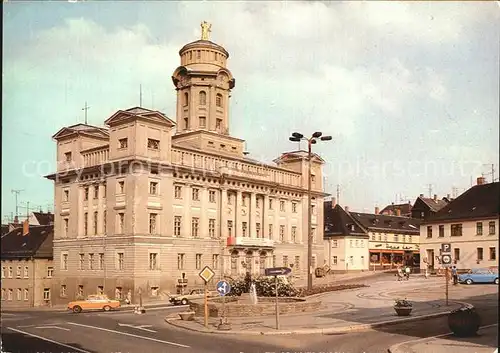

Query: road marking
<box><xmin>34</xmin><ymin>325</ymin><xmax>70</xmax><ymax>331</ymax></box>
<box><xmin>7</xmin><ymin>327</ymin><xmax>90</xmax><ymax>353</ymax></box>
<box><xmin>67</xmin><ymin>322</ymin><xmax>190</xmax><ymax>348</ymax></box>
<box><xmin>118</xmin><ymin>323</ymin><xmax>157</xmax><ymax>333</ymax></box>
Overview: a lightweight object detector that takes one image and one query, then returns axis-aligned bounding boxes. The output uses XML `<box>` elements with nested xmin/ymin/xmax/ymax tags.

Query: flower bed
<box><xmin>296</xmin><ymin>284</ymin><xmax>368</xmax><ymax>297</ymax></box>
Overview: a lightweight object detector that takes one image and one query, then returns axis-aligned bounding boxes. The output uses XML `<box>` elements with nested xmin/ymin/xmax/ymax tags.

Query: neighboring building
<box><xmin>349</xmin><ymin>210</ymin><xmax>421</xmax><ymax>269</ymax></box>
<box><xmin>323</xmin><ymin>200</ymin><xmax>369</xmax><ymax>272</ymax></box>
<box><xmin>379</xmin><ymin>202</ymin><xmax>412</xmax><ymax>217</ymax></box>
<box><xmin>1</xmin><ymin>224</ymin><xmax>9</xmax><ymax>236</ymax></box>
<box><xmin>419</xmin><ymin>178</ymin><xmax>499</xmax><ymax>272</ymax></box>
<box><xmin>28</xmin><ymin>211</ymin><xmax>54</xmax><ymax>226</ymax></box>
<box><xmin>411</xmin><ymin>194</ymin><xmax>449</xmax><ymax>220</ymax></box>
<box><xmin>44</xmin><ymin>24</ymin><xmax>327</xmax><ymax>304</ymax></box>
<box><xmin>1</xmin><ymin>221</ymin><xmax>54</xmax><ymax>308</ymax></box>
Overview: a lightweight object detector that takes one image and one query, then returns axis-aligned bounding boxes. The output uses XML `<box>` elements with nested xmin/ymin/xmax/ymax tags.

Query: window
<box><xmin>192</xmin><ymin>217</ymin><xmax>199</xmax><ymax>237</ymax></box>
<box><xmin>355</xmin><ymin>240</ymin><xmax>359</xmax><ymax>247</ymax></box>
<box><xmin>199</xmin><ymin>116</ymin><xmax>206</xmax><ymax>128</ymax></box>
<box><xmin>47</xmin><ymin>267</ymin><xmax>54</xmax><ymax>278</ymax></box>
<box><xmin>118</xmin><ymin>181</ymin><xmax>125</xmax><ymax>193</ymax></box>
<box><xmin>216</xmin><ymin>118</ymin><xmax>222</xmax><ymax>130</ymax></box>
<box><xmin>98</xmin><ymin>253</ymin><xmax>104</xmax><ymax>270</ymax></box>
<box><xmin>280</xmin><ymin>200</ymin><xmax>285</xmax><ymax>212</ymax></box>
<box><xmin>93</xmin><ymin>186</ymin><xmax>99</xmax><ymax>199</ymax></box>
<box><xmin>16</xmin><ymin>266</ymin><xmax>21</xmax><ymax>278</ymax></box>
<box><xmin>216</xmin><ymin>93</ymin><xmax>223</xmax><ymax>107</ymax></box>
<box><xmin>24</xmin><ymin>288</ymin><xmax>29</xmax><ymax>301</ymax></box>
<box><xmin>196</xmin><ymin>50</ymin><xmax>201</xmax><ymax>59</ymax></box>
<box><xmin>256</xmin><ymin>223</ymin><xmax>261</xmax><ymax>238</ymax></box>
<box><xmin>350</xmin><ymin>240</ymin><xmax>353</xmax><ymax>248</ymax></box>
<box><xmin>149</xmin><ymin>253</ymin><xmax>158</xmax><ymax>270</ymax></box>
<box><xmin>242</xmin><ymin>222</ymin><xmax>248</xmax><ymax>237</ymax></box>
<box><xmin>439</xmin><ymin>225</ymin><xmax>444</xmax><ymax>237</ymax></box>
<box><xmin>1</xmin><ymin>288</ymin><xmax>5</xmax><ymax>300</ymax></box>
<box><xmin>311</xmin><ymin>175</ymin><xmax>316</xmax><ymax>183</ymax></box>
<box><xmin>8</xmin><ymin>289</ymin><xmax>13</xmax><ymax>301</ymax></box>
<box><xmin>256</xmin><ymin>198</ymin><xmax>260</xmax><ymax>208</ymax></box>
<box><xmin>84</xmin><ymin>212</ymin><xmax>88</xmax><ymax>235</ymax></box>
<box><xmin>61</xmin><ymin>253</ymin><xmax>68</xmax><ymax>270</ymax></box>
<box><xmin>282</xmin><ymin>255</ymin><xmax>289</xmax><ymax>267</ymax></box>
<box><xmin>489</xmin><ymin>221</ymin><xmax>496</xmax><ymax>235</ymax></box>
<box><xmin>199</xmin><ymin>91</ymin><xmax>206</xmax><ymax>105</ymax></box>
<box><xmin>64</xmin><ymin>218</ymin><xmax>69</xmax><ymax>236</ymax></box>
<box><xmin>371</xmin><ymin>234</ymin><xmax>375</xmax><ymax>241</ymax></box>
<box><xmin>292</xmin><ymin>202</ymin><xmax>297</xmax><ymax>213</ymax></box>
<box><xmin>242</xmin><ymin>195</ymin><xmax>247</xmax><ymax>207</ymax></box>
<box><xmin>212</xmin><ymin>254</ymin><xmax>219</xmax><ymax>269</ymax></box>
<box><xmin>192</xmin><ymin>188</ymin><xmax>200</xmax><ymax>201</ymax></box>
<box><xmin>489</xmin><ymin>247</ymin><xmax>496</xmax><ymax>261</ymax></box>
<box><xmin>349</xmin><ymin>256</ymin><xmax>354</xmax><ymax>265</ymax></box>
<box><xmin>291</xmin><ymin>226</ymin><xmax>297</xmax><ymax>242</ymax></box>
<box><xmin>43</xmin><ymin>288</ymin><xmax>50</xmax><ymax>301</ymax></box>
<box><xmin>269</xmin><ymin>199</ymin><xmax>274</xmax><ymax>210</ymax></box>
<box><xmin>147</xmin><ymin>138</ymin><xmax>160</xmax><ymax>150</ymax></box>
<box><xmin>65</xmin><ymin>152</ymin><xmax>72</xmax><ymax>162</ymax></box>
<box><xmin>149</xmin><ymin>182</ymin><xmax>158</xmax><ymax>195</ymax></box>
<box><xmin>119</xmin><ymin>138</ymin><xmax>128</xmax><ymax>149</ymax></box>
<box><xmin>426</xmin><ymin>226</ymin><xmax>432</xmax><ymax>238</ymax></box>
<box><xmin>79</xmin><ymin>253</ymin><xmax>84</xmax><ymax>270</ymax></box>
<box><xmin>332</xmin><ymin>240</ymin><xmax>338</xmax><ymax>248</ymax></box>
<box><xmin>118</xmin><ymin>213</ymin><xmax>125</xmax><ymax>233</ymax></box>
<box><xmin>84</xmin><ymin>187</ymin><xmax>89</xmax><ymax>201</ymax></box>
<box><xmin>268</xmin><ymin>224</ymin><xmax>273</xmax><ymax>239</ymax></box>
<box><xmin>451</xmin><ymin>224</ymin><xmax>463</xmax><ymax>237</ymax></box>
<box><xmin>279</xmin><ymin>225</ymin><xmax>285</xmax><ymax>242</ymax></box>
<box><xmin>294</xmin><ymin>256</ymin><xmax>300</xmax><ymax>271</ymax></box>
<box><xmin>177</xmin><ymin>253</ymin><xmax>185</xmax><ymax>270</ymax></box>
<box><xmin>23</xmin><ymin>266</ymin><xmax>29</xmax><ymax>278</ymax></box>
<box><xmin>393</xmin><ymin>235</ymin><xmax>398</xmax><ymax>242</ymax></box>
<box><xmin>227</xmin><ymin>220</ymin><xmax>233</xmax><ymax>237</ymax></box>
<box><xmin>227</xmin><ymin>193</ymin><xmax>232</xmax><ymax>205</ymax></box>
<box><xmin>117</xmin><ymin>253</ymin><xmax>124</xmax><ymax>270</ymax></box>
<box><xmin>8</xmin><ymin>267</ymin><xmax>13</xmax><ymax>278</ymax></box>
<box><xmin>332</xmin><ymin>256</ymin><xmax>338</xmax><ymax>265</ymax></box>
<box><xmin>89</xmin><ymin>253</ymin><xmax>94</xmax><ymax>270</ymax></box>
<box><xmin>209</xmin><ymin>190</ymin><xmax>216</xmax><ymax>203</ymax></box>
<box><xmin>183</xmin><ymin>92</ymin><xmax>189</xmax><ymax>106</ymax></box>
<box><xmin>196</xmin><ymin>254</ymin><xmax>202</xmax><ymax>269</ymax></box>
<box><xmin>174</xmin><ymin>216</ymin><xmax>182</xmax><ymax>236</ymax></box>
<box><xmin>477</xmin><ymin>247</ymin><xmax>483</xmax><ymax>261</ymax></box>
<box><xmin>17</xmin><ymin>288</ymin><xmax>21</xmax><ymax>301</ymax></box>
<box><xmin>149</xmin><ymin>213</ymin><xmax>157</xmax><ymax>234</ymax></box>
<box><xmin>409</xmin><ymin>235</ymin><xmax>412</xmax><ymax>243</ymax></box>
<box><xmin>476</xmin><ymin>222</ymin><xmax>483</xmax><ymax>235</ymax></box>
<box><xmin>209</xmin><ymin>219</ymin><xmax>216</xmax><ymax>238</ymax></box>
<box><xmin>454</xmin><ymin>248</ymin><xmax>460</xmax><ymax>261</ymax></box>
<box><xmin>174</xmin><ymin>185</ymin><xmax>182</xmax><ymax>199</ymax></box>
<box><xmin>93</xmin><ymin>211</ymin><xmax>98</xmax><ymax>235</ymax></box>
<box><xmin>184</xmin><ymin>117</ymin><xmax>189</xmax><ymax>130</ymax></box>
<box><xmin>63</xmin><ymin>189</ymin><xmax>69</xmax><ymax>201</ymax></box>
<box><xmin>361</xmin><ymin>240</ymin><xmax>365</xmax><ymax>248</ymax></box>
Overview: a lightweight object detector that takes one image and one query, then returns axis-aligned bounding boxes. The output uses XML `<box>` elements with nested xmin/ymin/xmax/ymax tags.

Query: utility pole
<box><xmin>11</xmin><ymin>189</ymin><xmax>23</xmax><ymax>218</ymax></box>
<box><xmin>82</xmin><ymin>101</ymin><xmax>90</xmax><ymax>124</ymax></box>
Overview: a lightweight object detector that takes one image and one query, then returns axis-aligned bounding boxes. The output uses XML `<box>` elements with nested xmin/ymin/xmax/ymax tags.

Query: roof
<box><xmin>52</xmin><ymin>123</ymin><xmax>109</xmax><ymax>140</ymax></box>
<box><xmin>105</xmin><ymin>106</ymin><xmax>176</xmax><ymax>127</ymax></box>
<box><xmin>179</xmin><ymin>40</ymin><xmax>229</xmax><ymax>57</ymax></box>
<box><xmin>349</xmin><ymin>212</ymin><xmax>421</xmax><ymax>234</ymax></box>
<box><xmin>424</xmin><ymin>182</ymin><xmax>500</xmax><ymax>223</ymax></box>
<box><xmin>1</xmin><ymin>225</ymin><xmax>53</xmax><ymax>259</ymax></box>
<box><xmin>417</xmin><ymin>197</ymin><xmax>449</xmax><ymax>212</ymax></box>
<box><xmin>1</xmin><ymin>225</ymin><xmax>9</xmax><ymax>236</ymax></box>
<box><xmin>380</xmin><ymin>202</ymin><xmax>412</xmax><ymax>215</ymax></box>
<box><xmin>273</xmin><ymin>150</ymin><xmax>326</xmax><ymax>165</ymax></box>
<box><xmin>32</xmin><ymin>212</ymin><xmax>54</xmax><ymax>225</ymax></box>
<box><xmin>324</xmin><ymin>202</ymin><xmax>367</xmax><ymax>236</ymax></box>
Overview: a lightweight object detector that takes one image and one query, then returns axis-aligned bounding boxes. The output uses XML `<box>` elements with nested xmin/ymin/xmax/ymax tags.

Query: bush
<box><xmin>296</xmin><ymin>284</ymin><xmax>368</xmax><ymax>297</ymax></box>
<box><xmin>227</xmin><ymin>276</ymin><xmax>299</xmax><ymax>297</ymax></box>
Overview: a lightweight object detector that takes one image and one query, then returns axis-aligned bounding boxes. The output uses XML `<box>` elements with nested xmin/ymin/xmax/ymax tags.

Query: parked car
<box><xmin>169</xmin><ymin>289</ymin><xmax>217</xmax><ymax>305</ymax></box>
<box><xmin>458</xmin><ymin>268</ymin><xmax>499</xmax><ymax>285</ymax></box>
<box><xmin>68</xmin><ymin>294</ymin><xmax>121</xmax><ymax>313</ymax></box>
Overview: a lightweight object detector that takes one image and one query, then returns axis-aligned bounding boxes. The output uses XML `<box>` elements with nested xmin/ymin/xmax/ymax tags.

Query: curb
<box><xmin>164</xmin><ymin>301</ymin><xmax>468</xmax><ymax>336</ymax></box>
<box><xmin>1</xmin><ymin>302</ymin><xmax>185</xmax><ymax>313</ymax></box>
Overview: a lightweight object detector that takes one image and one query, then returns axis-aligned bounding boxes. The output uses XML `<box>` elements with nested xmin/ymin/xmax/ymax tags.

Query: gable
<box><xmin>53</xmin><ymin>124</ymin><xmax>109</xmax><ymax>141</ymax></box>
<box><xmin>105</xmin><ymin>107</ymin><xmax>176</xmax><ymax>128</ymax></box>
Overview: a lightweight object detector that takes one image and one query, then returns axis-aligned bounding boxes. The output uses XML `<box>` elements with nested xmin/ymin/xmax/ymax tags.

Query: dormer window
<box><xmin>64</xmin><ymin>152</ymin><xmax>72</xmax><ymax>162</ymax></box>
<box><xmin>119</xmin><ymin>138</ymin><xmax>128</xmax><ymax>149</ymax></box>
<box><xmin>147</xmin><ymin>139</ymin><xmax>159</xmax><ymax>150</ymax></box>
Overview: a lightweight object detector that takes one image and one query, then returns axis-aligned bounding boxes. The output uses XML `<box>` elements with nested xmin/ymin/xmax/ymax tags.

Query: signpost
<box><xmin>199</xmin><ymin>266</ymin><xmax>215</xmax><ymax>328</ymax></box>
<box><xmin>216</xmin><ymin>280</ymin><xmax>231</xmax><ymax>329</ymax></box>
<box><xmin>441</xmin><ymin>243</ymin><xmax>452</xmax><ymax>306</ymax></box>
<box><xmin>264</xmin><ymin>267</ymin><xmax>292</xmax><ymax>330</ymax></box>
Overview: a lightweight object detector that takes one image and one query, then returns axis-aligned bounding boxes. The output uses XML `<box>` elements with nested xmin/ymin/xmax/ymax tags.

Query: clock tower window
<box><xmin>199</xmin><ymin>91</ymin><xmax>206</xmax><ymax>105</ymax></box>
<box><xmin>216</xmin><ymin>93</ymin><xmax>223</xmax><ymax>108</ymax></box>
<box><xmin>183</xmin><ymin>92</ymin><xmax>189</xmax><ymax>107</ymax></box>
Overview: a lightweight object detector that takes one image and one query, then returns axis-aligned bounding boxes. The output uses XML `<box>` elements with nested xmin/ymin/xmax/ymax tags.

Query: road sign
<box><xmin>441</xmin><ymin>254</ymin><xmax>452</xmax><ymax>266</ymax></box>
<box><xmin>198</xmin><ymin>266</ymin><xmax>215</xmax><ymax>283</ymax></box>
<box><xmin>264</xmin><ymin>267</ymin><xmax>292</xmax><ymax>276</ymax></box>
<box><xmin>216</xmin><ymin>280</ymin><xmax>231</xmax><ymax>296</ymax></box>
<box><xmin>441</xmin><ymin>243</ymin><xmax>451</xmax><ymax>253</ymax></box>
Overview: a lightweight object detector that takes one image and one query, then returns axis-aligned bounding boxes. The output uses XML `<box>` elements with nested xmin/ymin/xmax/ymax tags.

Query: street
<box><xmin>1</xmin><ymin>274</ymin><xmax>498</xmax><ymax>353</ymax></box>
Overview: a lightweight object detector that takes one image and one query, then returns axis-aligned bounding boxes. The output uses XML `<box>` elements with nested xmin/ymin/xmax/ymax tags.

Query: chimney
<box><xmin>22</xmin><ymin>219</ymin><xmax>29</xmax><ymax>236</ymax></box>
<box><xmin>396</xmin><ymin>209</ymin><xmax>401</xmax><ymax>216</ymax></box>
<box><xmin>477</xmin><ymin>176</ymin><xmax>486</xmax><ymax>185</ymax></box>
<box><xmin>345</xmin><ymin>206</ymin><xmax>349</xmax><ymax>212</ymax></box>
<box><xmin>433</xmin><ymin>194</ymin><xmax>437</xmax><ymax>201</ymax></box>
<box><xmin>419</xmin><ymin>193</ymin><xmax>424</xmax><ymax>198</ymax></box>
<box><xmin>447</xmin><ymin>194</ymin><xmax>450</xmax><ymax>199</ymax></box>
<box><xmin>375</xmin><ymin>206</ymin><xmax>380</xmax><ymax>214</ymax></box>
<box><xmin>331</xmin><ymin>197</ymin><xmax>337</xmax><ymax>208</ymax></box>
<box><xmin>14</xmin><ymin>215</ymin><xmax>19</xmax><ymax>224</ymax></box>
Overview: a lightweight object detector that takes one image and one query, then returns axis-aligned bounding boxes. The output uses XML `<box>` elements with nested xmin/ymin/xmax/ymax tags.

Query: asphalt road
<box><xmin>1</xmin><ymin>274</ymin><xmax>497</xmax><ymax>353</ymax></box>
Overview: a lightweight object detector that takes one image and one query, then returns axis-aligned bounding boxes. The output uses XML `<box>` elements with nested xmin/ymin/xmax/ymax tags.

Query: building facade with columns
<box><xmin>45</xmin><ymin>25</ymin><xmax>327</xmax><ymax>304</ymax></box>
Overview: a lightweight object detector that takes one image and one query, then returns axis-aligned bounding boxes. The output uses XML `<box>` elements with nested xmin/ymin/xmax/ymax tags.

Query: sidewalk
<box><xmin>389</xmin><ymin>324</ymin><xmax>498</xmax><ymax>353</ymax></box>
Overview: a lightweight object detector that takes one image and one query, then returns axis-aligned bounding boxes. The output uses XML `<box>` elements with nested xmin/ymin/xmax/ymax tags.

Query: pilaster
<box><xmin>220</xmin><ymin>188</ymin><xmax>228</xmax><ymax>239</ymax></box>
<box><xmin>235</xmin><ymin>190</ymin><xmax>242</xmax><ymax>237</ymax></box>
<box><xmin>249</xmin><ymin>193</ymin><xmax>256</xmax><ymax>238</ymax></box>
<box><xmin>183</xmin><ymin>184</ymin><xmax>191</xmax><ymax>237</ymax></box>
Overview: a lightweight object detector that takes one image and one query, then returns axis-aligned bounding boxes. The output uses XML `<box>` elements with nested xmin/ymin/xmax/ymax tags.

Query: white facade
<box><xmin>324</xmin><ymin>237</ymin><xmax>369</xmax><ymax>271</ymax></box>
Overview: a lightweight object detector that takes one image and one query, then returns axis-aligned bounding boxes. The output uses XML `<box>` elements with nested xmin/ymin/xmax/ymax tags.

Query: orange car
<box><xmin>68</xmin><ymin>294</ymin><xmax>121</xmax><ymax>313</ymax></box>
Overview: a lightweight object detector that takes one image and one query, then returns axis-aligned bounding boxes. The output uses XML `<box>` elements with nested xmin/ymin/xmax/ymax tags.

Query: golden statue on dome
<box><xmin>200</xmin><ymin>21</ymin><xmax>212</xmax><ymax>40</ymax></box>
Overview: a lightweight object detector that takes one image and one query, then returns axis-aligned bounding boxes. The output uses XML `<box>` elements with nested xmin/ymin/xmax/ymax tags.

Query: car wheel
<box><xmin>181</xmin><ymin>299</ymin><xmax>188</xmax><ymax>305</ymax></box>
<box><xmin>465</xmin><ymin>279</ymin><xmax>473</xmax><ymax>285</ymax></box>
<box><xmin>103</xmin><ymin>305</ymin><xmax>111</xmax><ymax>312</ymax></box>
<box><xmin>73</xmin><ymin>305</ymin><xmax>82</xmax><ymax>313</ymax></box>
<box><xmin>494</xmin><ymin>278</ymin><xmax>499</xmax><ymax>285</ymax></box>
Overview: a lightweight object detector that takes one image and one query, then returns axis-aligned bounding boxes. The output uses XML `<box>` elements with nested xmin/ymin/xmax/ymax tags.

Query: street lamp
<box><xmin>289</xmin><ymin>131</ymin><xmax>332</xmax><ymax>291</ymax></box>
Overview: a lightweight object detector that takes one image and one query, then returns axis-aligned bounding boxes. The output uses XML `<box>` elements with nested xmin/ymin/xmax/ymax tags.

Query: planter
<box><xmin>394</xmin><ymin>307</ymin><xmax>412</xmax><ymax>316</ymax></box>
<box><xmin>448</xmin><ymin>308</ymin><xmax>481</xmax><ymax>337</ymax></box>
<box><xmin>179</xmin><ymin>312</ymin><xmax>195</xmax><ymax>321</ymax></box>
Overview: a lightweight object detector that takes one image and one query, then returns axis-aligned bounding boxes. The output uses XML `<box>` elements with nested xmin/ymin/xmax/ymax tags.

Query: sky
<box><xmin>2</xmin><ymin>1</ymin><xmax>499</xmax><ymax>220</ymax></box>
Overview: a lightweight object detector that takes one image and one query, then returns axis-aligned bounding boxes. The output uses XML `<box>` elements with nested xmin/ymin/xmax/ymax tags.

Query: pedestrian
<box><xmin>404</xmin><ymin>266</ymin><xmax>411</xmax><ymax>280</ymax></box>
<box><xmin>397</xmin><ymin>266</ymin><xmax>403</xmax><ymax>281</ymax></box>
<box><xmin>451</xmin><ymin>266</ymin><xmax>458</xmax><ymax>285</ymax></box>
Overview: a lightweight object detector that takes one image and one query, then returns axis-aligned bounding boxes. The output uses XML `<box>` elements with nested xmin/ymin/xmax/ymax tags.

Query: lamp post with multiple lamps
<box><xmin>289</xmin><ymin>131</ymin><xmax>332</xmax><ymax>291</ymax></box>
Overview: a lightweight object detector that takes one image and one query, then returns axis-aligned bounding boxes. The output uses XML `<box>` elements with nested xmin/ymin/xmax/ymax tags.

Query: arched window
<box><xmin>183</xmin><ymin>92</ymin><xmax>189</xmax><ymax>107</ymax></box>
<box><xmin>199</xmin><ymin>91</ymin><xmax>206</xmax><ymax>105</ymax></box>
<box><xmin>216</xmin><ymin>93</ymin><xmax>223</xmax><ymax>108</ymax></box>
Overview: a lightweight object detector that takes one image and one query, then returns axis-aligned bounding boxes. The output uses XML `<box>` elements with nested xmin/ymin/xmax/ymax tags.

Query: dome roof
<box><xmin>179</xmin><ymin>40</ymin><xmax>229</xmax><ymax>58</ymax></box>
